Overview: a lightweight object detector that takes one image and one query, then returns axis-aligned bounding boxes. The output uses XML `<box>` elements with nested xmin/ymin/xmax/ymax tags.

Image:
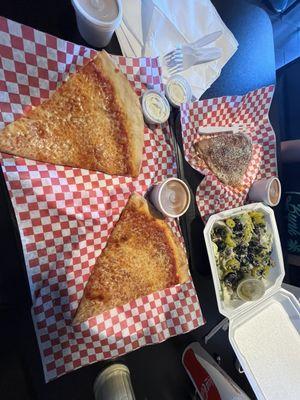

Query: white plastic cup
<box><xmin>141</xmin><ymin>90</ymin><xmax>170</xmax><ymax>125</ymax></box>
<box><xmin>149</xmin><ymin>177</ymin><xmax>191</xmax><ymax>218</ymax></box>
<box><xmin>71</xmin><ymin>0</ymin><xmax>122</xmax><ymax>48</ymax></box>
<box><xmin>248</xmin><ymin>177</ymin><xmax>281</xmax><ymax>207</ymax></box>
<box><xmin>94</xmin><ymin>364</ymin><xmax>135</xmax><ymax>400</ymax></box>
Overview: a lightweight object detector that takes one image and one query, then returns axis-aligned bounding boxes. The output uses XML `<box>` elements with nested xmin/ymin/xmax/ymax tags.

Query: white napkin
<box><xmin>116</xmin><ymin>0</ymin><xmax>238</xmax><ymax>99</ymax></box>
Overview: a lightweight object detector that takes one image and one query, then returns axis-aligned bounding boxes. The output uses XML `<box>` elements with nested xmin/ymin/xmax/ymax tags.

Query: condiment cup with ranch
<box><xmin>72</xmin><ymin>0</ymin><xmax>122</xmax><ymax>48</ymax></box>
<box><xmin>236</xmin><ymin>278</ymin><xmax>265</xmax><ymax>302</ymax></box>
<box><xmin>141</xmin><ymin>90</ymin><xmax>170</xmax><ymax>125</ymax></box>
<box><xmin>165</xmin><ymin>75</ymin><xmax>192</xmax><ymax>108</ymax></box>
<box><xmin>150</xmin><ymin>177</ymin><xmax>191</xmax><ymax>218</ymax></box>
<box><xmin>248</xmin><ymin>176</ymin><xmax>281</xmax><ymax>207</ymax></box>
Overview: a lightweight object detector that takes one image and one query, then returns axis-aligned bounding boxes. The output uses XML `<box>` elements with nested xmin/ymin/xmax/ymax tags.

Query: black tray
<box><xmin>169</xmin><ymin>109</ymin><xmax>211</xmax><ymax>276</ymax></box>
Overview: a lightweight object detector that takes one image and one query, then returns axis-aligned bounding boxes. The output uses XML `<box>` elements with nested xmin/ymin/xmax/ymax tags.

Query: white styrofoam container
<box><xmin>204</xmin><ymin>202</ymin><xmax>285</xmax><ymax>319</ymax></box>
<box><xmin>204</xmin><ymin>203</ymin><xmax>300</xmax><ymax>400</ymax></box>
<box><xmin>230</xmin><ymin>288</ymin><xmax>300</xmax><ymax>400</ymax></box>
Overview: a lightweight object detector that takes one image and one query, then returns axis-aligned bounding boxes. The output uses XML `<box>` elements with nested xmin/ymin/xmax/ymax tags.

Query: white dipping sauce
<box><xmin>167</xmin><ymin>81</ymin><xmax>187</xmax><ymax>104</ymax></box>
<box><xmin>77</xmin><ymin>0</ymin><xmax>118</xmax><ymax>21</ymax></box>
<box><xmin>142</xmin><ymin>91</ymin><xmax>170</xmax><ymax>124</ymax></box>
<box><xmin>165</xmin><ymin>75</ymin><xmax>192</xmax><ymax>107</ymax></box>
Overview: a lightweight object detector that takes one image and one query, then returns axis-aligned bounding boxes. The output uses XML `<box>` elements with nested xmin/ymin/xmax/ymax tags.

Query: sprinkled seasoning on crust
<box><xmin>194</xmin><ymin>132</ymin><xmax>252</xmax><ymax>187</ymax></box>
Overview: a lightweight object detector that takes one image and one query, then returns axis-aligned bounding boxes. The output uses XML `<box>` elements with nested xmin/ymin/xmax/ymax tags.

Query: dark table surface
<box><xmin>0</xmin><ymin>1</ymin><xmax>277</xmax><ymax>399</ymax></box>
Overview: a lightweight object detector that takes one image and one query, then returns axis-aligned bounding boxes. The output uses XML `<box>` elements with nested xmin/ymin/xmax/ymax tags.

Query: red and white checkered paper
<box><xmin>0</xmin><ymin>17</ymin><xmax>204</xmax><ymax>382</ymax></box>
<box><xmin>180</xmin><ymin>86</ymin><xmax>277</xmax><ymax>221</ymax></box>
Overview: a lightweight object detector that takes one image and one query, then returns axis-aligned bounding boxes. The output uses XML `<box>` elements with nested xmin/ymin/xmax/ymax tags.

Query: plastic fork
<box><xmin>164</xmin><ymin>31</ymin><xmax>222</xmax><ymax>61</ymax></box>
<box><xmin>165</xmin><ymin>47</ymin><xmax>222</xmax><ymax>75</ymax></box>
<box><xmin>163</xmin><ymin>30</ymin><xmax>222</xmax><ymax>75</ymax></box>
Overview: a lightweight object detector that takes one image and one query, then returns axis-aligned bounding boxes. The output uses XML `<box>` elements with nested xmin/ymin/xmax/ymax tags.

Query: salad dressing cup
<box><xmin>236</xmin><ymin>278</ymin><xmax>265</xmax><ymax>302</ymax></box>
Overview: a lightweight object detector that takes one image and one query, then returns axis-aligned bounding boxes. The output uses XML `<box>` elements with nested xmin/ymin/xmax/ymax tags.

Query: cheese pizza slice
<box><xmin>0</xmin><ymin>51</ymin><xmax>144</xmax><ymax>177</ymax></box>
<box><xmin>73</xmin><ymin>193</ymin><xmax>189</xmax><ymax>324</ymax></box>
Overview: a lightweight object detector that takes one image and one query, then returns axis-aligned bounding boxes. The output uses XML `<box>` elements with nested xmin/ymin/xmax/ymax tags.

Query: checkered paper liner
<box><xmin>0</xmin><ymin>17</ymin><xmax>204</xmax><ymax>382</ymax></box>
<box><xmin>180</xmin><ymin>85</ymin><xmax>277</xmax><ymax>221</ymax></box>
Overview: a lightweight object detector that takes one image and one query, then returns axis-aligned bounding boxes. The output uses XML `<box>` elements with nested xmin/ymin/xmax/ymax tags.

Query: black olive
<box><xmin>233</xmin><ymin>221</ymin><xmax>243</xmax><ymax>233</ymax></box>
<box><xmin>253</xmin><ymin>258</ymin><xmax>260</xmax><ymax>266</ymax></box>
<box><xmin>216</xmin><ymin>240</ymin><xmax>226</xmax><ymax>251</ymax></box>
<box><xmin>214</xmin><ymin>226</ymin><xmax>227</xmax><ymax>239</ymax></box>
<box><xmin>256</xmin><ymin>268</ymin><xmax>264</xmax><ymax>277</ymax></box>
<box><xmin>248</xmin><ymin>240</ymin><xmax>257</xmax><ymax>249</ymax></box>
<box><xmin>248</xmin><ymin>241</ymin><xmax>263</xmax><ymax>255</ymax></box>
<box><xmin>236</xmin><ymin>270</ymin><xmax>243</xmax><ymax>281</ymax></box>
<box><xmin>236</xmin><ymin>244</ymin><xmax>247</xmax><ymax>255</ymax></box>
<box><xmin>247</xmin><ymin>253</ymin><xmax>255</xmax><ymax>263</ymax></box>
<box><xmin>223</xmin><ymin>272</ymin><xmax>239</xmax><ymax>287</ymax></box>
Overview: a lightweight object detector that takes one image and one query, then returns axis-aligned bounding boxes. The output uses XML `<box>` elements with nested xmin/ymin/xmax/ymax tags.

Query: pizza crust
<box><xmin>98</xmin><ymin>51</ymin><xmax>144</xmax><ymax>177</ymax></box>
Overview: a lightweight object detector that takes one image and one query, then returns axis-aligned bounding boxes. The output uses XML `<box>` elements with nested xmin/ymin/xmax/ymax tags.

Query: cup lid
<box><xmin>142</xmin><ymin>90</ymin><xmax>170</xmax><ymax>124</ymax></box>
<box><xmin>165</xmin><ymin>75</ymin><xmax>192</xmax><ymax>108</ymax></box>
<box><xmin>72</xmin><ymin>0</ymin><xmax>122</xmax><ymax>27</ymax></box>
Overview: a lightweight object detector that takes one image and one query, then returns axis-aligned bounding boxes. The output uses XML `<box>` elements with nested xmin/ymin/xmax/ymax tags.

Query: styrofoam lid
<box><xmin>229</xmin><ymin>289</ymin><xmax>300</xmax><ymax>400</ymax></box>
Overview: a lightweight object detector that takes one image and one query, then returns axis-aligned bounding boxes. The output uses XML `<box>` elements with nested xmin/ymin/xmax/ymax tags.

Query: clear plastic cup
<box><xmin>72</xmin><ymin>0</ymin><xmax>122</xmax><ymax>48</ymax></box>
<box><xmin>94</xmin><ymin>364</ymin><xmax>135</xmax><ymax>400</ymax></box>
<box><xmin>237</xmin><ymin>278</ymin><xmax>265</xmax><ymax>302</ymax></box>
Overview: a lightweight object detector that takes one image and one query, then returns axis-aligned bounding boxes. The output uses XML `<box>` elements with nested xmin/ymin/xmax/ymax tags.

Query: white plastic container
<box><xmin>204</xmin><ymin>203</ymin><xmax>300</xmax><ymax>400</ymax></box>
<box><xmin>72</xmin><ymin>0</ymin><xmax>122</xmax><ymax>48</ymax></box>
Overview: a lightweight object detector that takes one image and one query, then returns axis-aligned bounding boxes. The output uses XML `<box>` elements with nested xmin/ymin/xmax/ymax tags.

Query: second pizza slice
<box><xmin>73</xmin><ymin>192</ymin><xmax>189</xmax><ymax>324</ymax></box>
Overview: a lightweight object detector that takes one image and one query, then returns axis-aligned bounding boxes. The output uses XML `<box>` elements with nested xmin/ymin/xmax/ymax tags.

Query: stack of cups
<box><xmin>71</xmin><ymin>0</ymin><xmax>122</xmax><ymax>48</ymax></box>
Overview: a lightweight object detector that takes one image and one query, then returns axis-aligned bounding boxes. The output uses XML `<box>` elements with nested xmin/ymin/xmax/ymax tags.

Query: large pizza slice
<box><xmin>73</xmin><ymin>192</ymin><xmax>189</xmax><ymax>324</ymax></box>
<box><xmin>0</xmin><ymin>51</ymin><xmax>144</xmax><ymax>177</ymax></box>
<box><xmin>194</xmin><ymin>132</ymin><xmax>252</xmax><ymax>187</ymax></box>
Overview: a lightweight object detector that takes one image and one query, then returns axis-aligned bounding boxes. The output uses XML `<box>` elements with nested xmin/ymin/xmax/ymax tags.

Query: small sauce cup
<box><xmin>248</xmin><ymin>177</ymin><xmax>281</xmax><ymax>207</ymax></box>
<box><xmin>149</xmin><ymin>177</ymin><xmax>191</xmax><ymax>218</ymax></box>
<box><xmin>237</xmin><ymin>278</ymin><xmax>265</xmax><ymax>302</ymax></box>
<box><xmin>141</xmin><ymin>90</ymin><xmax>170</xmax><ymax>125</ymax></box>
<box><xmin>165</xmin><ymin>75</ymin><xmax>192</xmax><ymax>108</ymax></box>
